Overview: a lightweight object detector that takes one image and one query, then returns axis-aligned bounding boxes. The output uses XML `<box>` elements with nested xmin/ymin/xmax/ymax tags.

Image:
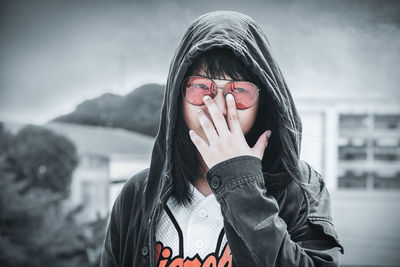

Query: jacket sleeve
<box><xmin>100</xmin><ymin>191</ymin><xmax>122</xmax><ymax>267</ymax></box>
<box><xmin>205</xmin><ymin>155</ymin><xmax>344</xmax><ymax>267</ymax></box>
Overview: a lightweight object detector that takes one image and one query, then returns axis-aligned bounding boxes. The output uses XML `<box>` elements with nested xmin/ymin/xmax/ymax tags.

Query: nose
<box><xmin>213</xmin><ymin>87</ymin><xmax>228</xmax><ymax>117</ymax></box>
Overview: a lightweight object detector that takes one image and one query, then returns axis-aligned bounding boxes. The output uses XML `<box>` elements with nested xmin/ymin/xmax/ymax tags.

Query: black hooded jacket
<box><xmin>100</xmin><ymin>10</ymin><xmax>344</xmax><ymax>267</ymax></box>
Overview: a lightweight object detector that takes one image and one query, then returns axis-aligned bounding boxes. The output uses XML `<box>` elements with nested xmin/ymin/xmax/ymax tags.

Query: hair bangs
<box><xmin>189</xmin><ymin>48</ymin><xmax>253</xmax><ymax>82</ymax></box>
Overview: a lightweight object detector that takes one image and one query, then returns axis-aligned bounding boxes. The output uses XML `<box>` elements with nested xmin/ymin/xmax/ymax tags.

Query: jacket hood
<box><xmin>144</xmin><ymin>10</ymin><xmax>303</xmax><ymax>208</ymax></box>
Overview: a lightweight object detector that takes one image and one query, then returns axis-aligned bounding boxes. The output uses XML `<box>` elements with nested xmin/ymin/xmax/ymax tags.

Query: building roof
<box><xmin>43</xmin><ymin>122</ymin><xmax>155</xmax><ymax>157</ymax></box>
<box><xmin>2</xmin><ymin>121</ymin><xmax>154</xmax><ymax>158</ymax></box>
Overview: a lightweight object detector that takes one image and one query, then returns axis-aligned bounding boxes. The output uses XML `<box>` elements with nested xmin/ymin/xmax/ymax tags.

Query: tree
<box><xmin>0</xmin><ymin>173</ymin><xmax>62</xmax><ymax>267</ymax></box>
<box><xmin>0</xmin><ymin>122</ymin><xmax>108</xmax><ymax>267</ymax></box>
<box><xmin>6</xmin><ymin>124</ymin><xmax>78</xmax><ymax>197</ymax></box>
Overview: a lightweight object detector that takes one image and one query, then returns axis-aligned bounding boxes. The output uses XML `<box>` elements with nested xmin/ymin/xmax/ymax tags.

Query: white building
<box><xmin>296</xmin><ymin>95</ymin><xmax>400</xmax><ymax>266</ymax></box>
<box><xmin>44</xmin><ymin>122</ymin><xmax>154</xmax><ymax>222</ymax></box>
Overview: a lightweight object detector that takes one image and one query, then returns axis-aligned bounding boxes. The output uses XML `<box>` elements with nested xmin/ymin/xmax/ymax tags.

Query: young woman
<box><xmin>100</xmin><ymin>10</ymin><xmax>344</xmax><ymax>267</ymax></box>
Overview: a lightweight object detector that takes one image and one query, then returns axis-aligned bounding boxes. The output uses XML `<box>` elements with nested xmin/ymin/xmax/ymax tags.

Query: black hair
<box><xmin>171</xmin><ymin>47</ymin><xmax>300</xmax><ymax>206</ymax></box>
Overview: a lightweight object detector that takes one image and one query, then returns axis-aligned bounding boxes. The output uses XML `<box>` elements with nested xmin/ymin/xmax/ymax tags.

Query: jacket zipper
<box><xmin>149</xmin><ymin>178</ymin><xmax>172</xmax><ymax>267</ymax></box>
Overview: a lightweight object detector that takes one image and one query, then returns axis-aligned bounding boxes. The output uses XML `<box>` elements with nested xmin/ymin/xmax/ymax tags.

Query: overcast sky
<box><xmin>1</xmin><ymin>0</ymin><xmax>399</xmax><ymax>124</ymax></box>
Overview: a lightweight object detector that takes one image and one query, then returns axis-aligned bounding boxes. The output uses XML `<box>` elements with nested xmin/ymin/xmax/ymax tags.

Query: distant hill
<box><xmin>52</xmin><ymin>83</ymin><xmax>164</xmax><ymax>137</ymax></box>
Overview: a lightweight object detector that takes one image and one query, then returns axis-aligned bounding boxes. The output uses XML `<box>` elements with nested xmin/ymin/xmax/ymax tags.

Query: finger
<box><xmin>197</xmin><ymin>108</ymin><xmax>219</xmax><ymax>145</ymax></box>
<box><xmin>202</xmin><ymin>95</ymin><xmax>229</xmax><ymax>136</ymax></box>
<box><xmin>225</xmin><ymin>94</ymin><xmax>242</xmax><ymax>134</ymax></box>
<box><xmin>189</xmin><ymin>129</ymin><xmax>208</xmax><ymax>153</ymax></box>
<box><xmin>252</xmin><ymin>130</ymin><xmax>271</xmax><ymax>159</ymax></box>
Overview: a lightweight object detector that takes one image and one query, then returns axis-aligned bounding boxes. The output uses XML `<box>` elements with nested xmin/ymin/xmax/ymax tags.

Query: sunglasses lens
<box><xmin>183</xmin><ymin>77</ymin><xmax>215</xmax><ymax>105</ymax></box>
<box><xmin>183</xmin><ymin>76</ymin><xmax>259</xmax><ymax>109</ymax></box>
<box><xmin>226</xmin><ymin>81</ymin><xmax>259</xmax><ymax>109</ymax></box>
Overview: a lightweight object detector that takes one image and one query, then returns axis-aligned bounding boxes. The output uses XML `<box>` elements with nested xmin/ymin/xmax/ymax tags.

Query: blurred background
<box><xmin>0</xmin><ymin>0</ymin><xmax>399</xmax><ymax>266</ymax></box>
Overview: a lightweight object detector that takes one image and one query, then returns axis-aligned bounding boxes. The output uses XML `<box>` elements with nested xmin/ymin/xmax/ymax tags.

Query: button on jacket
<box><xmin>100</xmin><ymin>10</ymin><xmax>344</xmax><ymax>267</ymax></box>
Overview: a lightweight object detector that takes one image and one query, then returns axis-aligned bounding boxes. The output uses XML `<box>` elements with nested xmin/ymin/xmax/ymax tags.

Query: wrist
<box><xmin>205</xmin><ymin>155</ymin><xmax>264</xmax><ymax>199</ymax></box>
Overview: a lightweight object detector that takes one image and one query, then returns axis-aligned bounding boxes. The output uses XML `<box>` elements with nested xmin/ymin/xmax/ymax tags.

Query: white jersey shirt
<box><xmin>154</xmin><ymin>183</ymin><xmax>232</xmax><ymax>266</ymax></box>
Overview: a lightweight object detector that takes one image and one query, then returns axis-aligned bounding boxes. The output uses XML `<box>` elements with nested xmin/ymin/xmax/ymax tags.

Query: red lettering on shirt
<box><xmin>155</xmin><ymin>241</ymin><xmax>232</xmax><ymax>267</ymax></box>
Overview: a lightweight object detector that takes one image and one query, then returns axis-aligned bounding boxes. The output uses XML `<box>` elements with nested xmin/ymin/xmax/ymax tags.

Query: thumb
<box><xmin>252</xmin><ymin>130</ymin><xmax>271</xmax><ymax>159</ymax></box>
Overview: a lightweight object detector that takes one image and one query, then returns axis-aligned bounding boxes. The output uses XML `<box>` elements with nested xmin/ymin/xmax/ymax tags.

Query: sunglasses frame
<box><xmin>181</xmin><ymin>75</ymin><xmax>260</xmax><ymax>110</ymax></box>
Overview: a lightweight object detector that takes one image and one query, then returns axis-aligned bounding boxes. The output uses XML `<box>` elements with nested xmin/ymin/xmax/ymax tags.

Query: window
<box><xmin>374</xmin><ymin>114</ymin><xmax>400</xmax><ymax>130</ymax></box>
<box><xmin>338</xmin><ymin>170</ymin><xmax>368</xmax><ymax>189</ymax></box>
<box><xmin>338</xmin><ymin>113</ymin><xmax>400</xmax><ymax>190</ymax></box>
<box><xmin>374</xmin><ymin>138</ymin><xmax>400</xmax><ymax>161</ymax></box>
<box><xmin>373</xmin><ymin>172</ymin><xmax>400</xmax><ymax>189</ymax></box>
<box><xmin>338</xmin><ymin>137</ymin><xmax>367</xmax><ymax>161</ymax></box>
<box><xmin>339</xmin><ymin>114</ymin><xmax>368</xmax><ymax>131</ymax></box>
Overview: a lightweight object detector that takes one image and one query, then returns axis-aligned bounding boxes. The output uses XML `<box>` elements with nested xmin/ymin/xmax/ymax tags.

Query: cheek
<box><xmin>238</xmin><ymin>107</ymin><xmax>258</xmax><ymax>134</ymax></box>
<box><xmin>182</xmin><ymin>101</ymin><xmax>201</xmax><ymax>129</ymax></box>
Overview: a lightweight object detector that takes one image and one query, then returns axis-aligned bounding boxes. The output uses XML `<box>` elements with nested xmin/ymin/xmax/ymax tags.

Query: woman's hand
<box><xmin>188</xmin><ymin>94</ymin><xmax>271</xmax><ymax>170</ymax></box>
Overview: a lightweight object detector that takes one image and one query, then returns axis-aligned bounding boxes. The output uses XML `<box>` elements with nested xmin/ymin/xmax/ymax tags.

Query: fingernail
<box><xmin>226</xmin><ymin>94</ymin><xmax>234</xmax><ymax>101</ymax></box>
<box><xmin>197</xmin><ymin>109</ymin><xmax>202</xmax><ymax>113</ymax></box>
<box><xmin>203</xmin><ymin>95</ymin><xmax>211</xmax><ymax>101</ymax></box>
<box><xmin>266</xmin><ymin>130</ymin><xmax>272</xmax><ymax>138</ymax></box>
